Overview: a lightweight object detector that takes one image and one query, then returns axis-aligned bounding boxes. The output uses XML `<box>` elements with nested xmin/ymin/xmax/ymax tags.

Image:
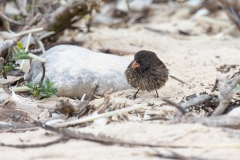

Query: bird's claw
<box><xmin>132</xmin><ymin>95</ymin><xmax>137</xmax><ymax>100</ymax></box>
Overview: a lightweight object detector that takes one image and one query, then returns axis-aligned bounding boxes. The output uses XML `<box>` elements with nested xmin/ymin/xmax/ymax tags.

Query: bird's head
<box><xmin>130</xmin><ymin>50</ymin><xmax>159</xmax><ymax>72</ymax></box>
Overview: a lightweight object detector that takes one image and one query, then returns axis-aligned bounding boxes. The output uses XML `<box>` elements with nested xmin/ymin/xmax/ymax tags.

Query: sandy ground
<box><xmin>1</xmin><ymin>6</ymin><xmax>240</xmax><ymax>160</ymax></box>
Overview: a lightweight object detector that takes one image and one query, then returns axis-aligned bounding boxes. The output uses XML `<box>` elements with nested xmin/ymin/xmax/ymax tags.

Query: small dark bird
<box><xmin>125</xmin><ymin>50</ymin><xmax>169</xmax><ymax>99</ymax></box>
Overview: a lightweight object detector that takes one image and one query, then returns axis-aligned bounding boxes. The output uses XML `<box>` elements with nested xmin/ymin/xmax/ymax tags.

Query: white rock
<box><xmin>26</xmin><ymin>45</ymin><xmax>131</xmax><ymax>98</ymax></box>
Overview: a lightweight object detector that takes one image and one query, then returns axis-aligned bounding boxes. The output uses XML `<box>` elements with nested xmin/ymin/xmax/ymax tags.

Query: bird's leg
<box><xmin>132</xmin><ymin>89</ymin><xmax>140</xmax><ymax>99</ymax></box>
<box><xmin>155</xmin><ymin>90</ymin><xmax>159</xmax><ymax>98</ymax></box>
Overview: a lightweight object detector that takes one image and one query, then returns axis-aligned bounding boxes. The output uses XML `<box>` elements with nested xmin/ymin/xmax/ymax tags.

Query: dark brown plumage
<box><xmin>125</xmin><ymin>50</ymin><xmax>169</xmax><ymax>99</ymax></box>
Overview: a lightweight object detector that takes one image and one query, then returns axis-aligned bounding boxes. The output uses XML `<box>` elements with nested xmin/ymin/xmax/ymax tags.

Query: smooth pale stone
<box><xmin>26</xmin><ymin>45</ymin><xmax>131</xmax><ymax>98</ymax></box>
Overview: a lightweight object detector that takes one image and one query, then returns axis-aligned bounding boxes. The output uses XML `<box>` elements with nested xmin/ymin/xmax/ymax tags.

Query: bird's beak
<box><xmin>131</xmin><ymin>61</ymin><xmax>140</xmax><ymax>68</ymax></box>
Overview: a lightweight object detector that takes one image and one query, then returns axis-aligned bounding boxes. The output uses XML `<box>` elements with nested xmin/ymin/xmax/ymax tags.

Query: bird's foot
<box><xmin>132</xmin><ymin>95</ymin><xmax>137</xmax><ymax>100</ymax></box>
<box><xmin>155</xmin><ymin>90</ymin><xmax>159</xmax><ymax>98</ymax></box>
<box><xmin>126</xmin><ymin>95</ymin><xmax>136</xmax><ymax>100</ymax></box>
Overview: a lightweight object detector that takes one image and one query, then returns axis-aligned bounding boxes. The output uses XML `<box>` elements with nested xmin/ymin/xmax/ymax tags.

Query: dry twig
<box><xmin>32</xmin><ymin>33</ymin><xmax>45</xmax><ymax>53</ymax></box>
<box><xmin>77</xmin><ymin>84</ymin><xmax>99</xmax><ymax>118</ymax></box>
<box><xmin>40</xmin><ymin>63</ymin><xmax>46</xmax><ymax>83</ymax></box>
<box><xmin>211</xmin><ymin>79</ymin><xmax>219</xmax><ymax>92</ymax></box>
<box><xmin>161</xmin><ymin>98</ymin><xmax>185</xmax><ymax>115</ymax></box>
<box><xmin>0</xmin><ymin>137</ymin><xmax>70</xmax><ymax>148</ymax></box>
<box><xmin>211</xmin><ymin>75</ymin><xmax>240</xmax><ymax>116</ymax></box>
<box><xmin>170</xmin><ymin>75</ymin><xmax>189</xmax><ymax>85</ymax></box>
<box><xmin>21</xmin><ymin>13</ymin><xmax>42</xmax><ymax>31</ymax></box>
<box><xmin>15</xmin><ymin>0</ymin><xmax>28</xmax><ymax>17</ymax></box>
<box><xmin>37</xmin><ymin>0</ymin><xmax>98</xmax><ymax>32</ymax></box>
<box><xmin>0</xmin><ymin>12</ymin><xmax>25</xmax><ymax>25</ymax></box>
<box><xmin>98</xmin><ymin>94</ymin><xmax>110</xmax><ymax>114</ymax></box>
<box><xmin>53</xmin><ymin>103</ymin><xmax>148</xmax><ymax>128</ymax></box>
<box><xmin>181</xmin><ymin>94</ymin><xmax>211</xmax><ymax>109</ymax></box>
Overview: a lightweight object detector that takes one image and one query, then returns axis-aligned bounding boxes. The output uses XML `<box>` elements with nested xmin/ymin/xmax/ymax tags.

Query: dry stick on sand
<box><xmin>185</xmin><ymin>114</ymin><xmax>240</xmax><ymax>129</ymax></box>
<box><xmin>77</xmin><ymin>84</ymin><xmax>99</xmax><ymax>118</ymax></box>
<box><xmin>211</xmin><ymin>79</ymin><xmax>219</xmax><ymax>92</ymax></box>
<box><xmin>161</xmin><ymin>94</ymin><xmax>211</xmax><ymax>115</ymax></box>
<box><xmin>195</xmin><ymin>16</ymin><xmax>232</xmax><ymax>28</ymax></box>
<box><xmin>161</xmin><ymin>98</ymin><xmax>185</xmax><ymax>115</ymax></box>
<box><xmin>3</xmin><ymin>119</ymin><xmax>240</xmax><ymax>149</ymax></box>
<box><xmin>169</xmin><ymin>75</ymin><xmax>189</xmax><ymax>85</ymax></box>
<box><xmin>0</xmin><ymin>137</ymin><xmax>70</xmax><ymax>148</ymax></box>
<box><xmin>98</xmin><ymin>94</ymin><xmax>110</xmax><ymax>114</ymax></box>
<box><xmin>52</xmin><ymin>103</ymin><xmax>148</xmax><ymax>128</ymax></box>
<box><xmin>211</xmin><ymin>74</ymin><xmax>240</xmax><ymax>116</ymax></box>
<box><xmin>149</xmin><ymin>94</ymin><xmax>211</xmax><ymax>123</ymax></box>
<box><xmin>149</xmin><ymin>149</ymin><xmax>193</xmax><ymax>160</ymax></box>
<box><xmin>181</xmin><ymin>94</ymin><xmax>211</xmax><ymax>110</ymax></box>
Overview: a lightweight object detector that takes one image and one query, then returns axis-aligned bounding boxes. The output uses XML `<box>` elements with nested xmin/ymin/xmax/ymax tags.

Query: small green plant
<box><xmin>12</xmin><ymin>44</ymin><xmax>31</xmax><ymax>60</ymax></box>
<box><xmin>12</xmin><ymin>42</ymin><xmax>31</xmax><ymax>60</ymax></box>
<box><xmin>1</xmin><ymin>42</ymin><xmax>31</xmax><ymax>75</ymax></box>
<box><xmin>25</xmin><ymin>77</ymin><xmax>58</xmax><ymax>99</ymax></box>
<box><xmin>1</xmin><ymin>60</ymin><xmax>19</xmax><ymax>73</ymax></box>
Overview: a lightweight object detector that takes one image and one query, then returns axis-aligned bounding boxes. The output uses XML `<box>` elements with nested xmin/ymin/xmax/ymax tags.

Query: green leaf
<box><xmin>12</xmin><ymin>46</ymin><xmax>31</xmax><ymax>60</ymax></box>
<box><xmin>25</xmin><ymin>77</ymin><xmax>58</xmax><ymax>99</ymax></box>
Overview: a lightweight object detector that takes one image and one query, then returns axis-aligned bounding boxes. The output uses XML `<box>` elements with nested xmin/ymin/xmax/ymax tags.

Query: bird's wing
<box><xmin>153</xmin><ymin>54</ymin><xmax>167</xmax><ymax>69</ymax></box>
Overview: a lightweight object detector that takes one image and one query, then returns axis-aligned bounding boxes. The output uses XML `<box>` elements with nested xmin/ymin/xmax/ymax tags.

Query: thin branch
<box><xmin>38</xmin><ymin>1</ymin><xmax>93</xmax><ymax>31</ymax></box>
<box><xmin>25</xmin><ymin>33</ymin><xmax>32</xmax><ymax>51</ymax></box>
<box><xmin>40</xmin><ymin>121</ymin><xmax>240</xmax><ymax>148</ymax></box>
<box><xmin>77</xmin><ymin>84</ymin><xmax>99</xmax><ymax>118</ymax></box>
<box><xmin>1</xmin><ymin>127</ymin><xmax>39</xmax><ymax>132</ymax></box>
<box><xmin>0</xmin><ymin>57</ymin><xmax>4</xmax><ymax>71</ymax></box>
<box><xmin>195</xmin><ymin>16</ymin><xmax>232</xmax><ymax>28</ymax></box>
<box><xmin>30</xmin><ymin>48</ymin><xmax>42</xmax><ymax>54</ymax></box>
<box><xmin>170</xmin><ymin>75</ymin><xmax>189</xmax><ymax>85</ymax></box>
<box><xmin>181</xmin><ymin>94</ymin><xmax>211</xmax><ymax>109</ymax></box>
<box><xmin>148</xmin><ymin>150</ymin><xmax>192</xmax><ymax>160</ymax></box>
<box><xmin>0</xmin><ymin>11</ymin><xmax>25</xmax><ymax>25</ymax></box>
<box><xmin>16</xmin><ymin>0</ymin><xmax>28</xmax><ymax>17</ymax></box>
<box><xmin>211</xmin><ymin>79</ymin><xmax>219</xmax><ymax>92</ymax></box>
<box><xmin>0</xmin><ymin>137</ymin><xmax>70</xmax><ymax>148</ymax></box>
<box><xmin>14</xmin><ymin>28</ymin><xmax>44</xmax><ymax>37</ymax></box>
<box><xmin>0</xmin><ymin>1</ymin><xmax>10</xmax><ymax>30</ymax></box>
<box><xmin>98</xmin><ymin>94</ymin><xmax>110</xmax><ymax>114</ymax></box>
<box><xmin>40</xmin><ymin>63</ymin><xmax>46</xmax><ymax>83</ymax></box>
<box><xmin>161</xmin><ymin>98</ymin><xmax>185</xmax><ymax>115</ymax></box>
<box><xmin>52</xmin><ymin>103</ymin><xmax>148</xmax><ymax>128</ymax></box>
<box><xmin>211</xmin><ymin>75</ymin><xmax>240</xmax><ymax>116</ymax></box>
<box><xmin>28</xmin><ymin>53</ymin><xmax>46</xmax><ymax>62</ymax></box>
<box><xmin>21</xmin><ymin>13</ymin><xmax>42</xmax><ymax>31</ymax></box>
<box><xmin>33</xmin><ymin>33</ymin><xmax>45</xmax><ymax>53</ymax></box>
